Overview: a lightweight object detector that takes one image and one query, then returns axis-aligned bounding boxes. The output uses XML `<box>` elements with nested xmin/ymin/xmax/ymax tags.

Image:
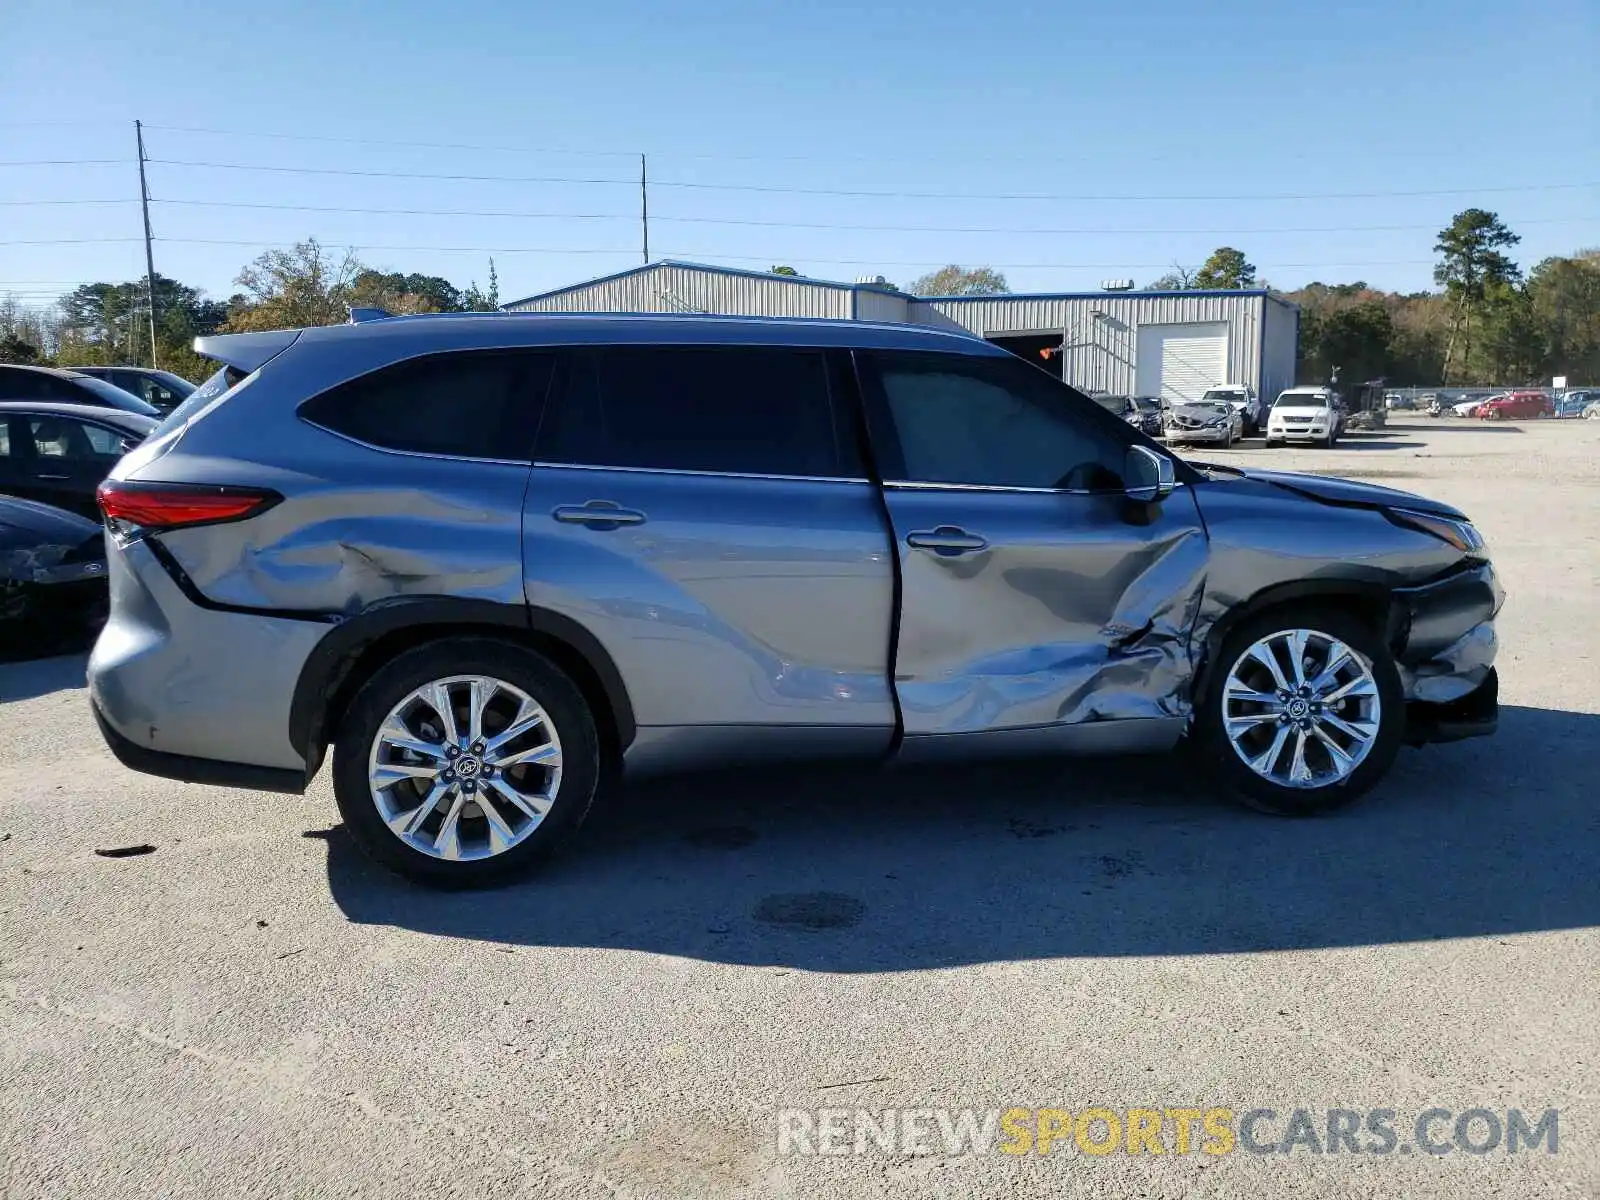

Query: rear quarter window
<box><xmin>299</xmin><ymin>350</ymin><xmax>553</xmax><ymax>461</ymax></box>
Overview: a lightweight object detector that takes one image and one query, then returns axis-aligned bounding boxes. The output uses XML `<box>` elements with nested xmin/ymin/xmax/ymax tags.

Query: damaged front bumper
<box><xmin>1391</xmin><ymin>561</ymin><xmax>1503</xmax><ymax>744</ymax></box>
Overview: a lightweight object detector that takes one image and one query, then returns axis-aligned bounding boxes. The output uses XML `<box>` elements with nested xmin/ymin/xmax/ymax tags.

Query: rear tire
<box><xmin>1195</xmin><ymin>608</ymin><xmax>1405</xmax><ymax>816</ymax></box>
<box><xmin>331</xmin><ymin>637</ymin><xmax>601</xmax><ymax>886</ymax></box>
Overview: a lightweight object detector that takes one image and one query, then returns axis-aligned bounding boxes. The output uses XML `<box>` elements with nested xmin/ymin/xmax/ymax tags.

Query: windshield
<box><xmin>1274</xmin><ymin>392</ymin><xmax>1330</xmax><ymax>409</ymax></box>
<box><xmin>64</xmin><ymin>373</ymin><xmax>162</xmax><ymax>416</ymax></box>
<box><xmin>1201</xmin><ymin>389</ymin><xmax>1245</xmax><ymax>403</ymax></box>
<box><xmin>150</xmin><ymin>370</ymin><xmax>197</xmax><ymax>398</ymax></box>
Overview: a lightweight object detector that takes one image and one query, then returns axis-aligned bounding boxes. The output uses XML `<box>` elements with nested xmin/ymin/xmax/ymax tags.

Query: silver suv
<box><xmin>88</xmin><ymin>314</ymin><xmax>1502</xmax><ymax>884</ymax></box>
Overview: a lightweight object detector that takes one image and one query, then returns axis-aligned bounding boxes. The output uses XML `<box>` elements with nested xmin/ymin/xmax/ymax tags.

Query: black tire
<box><xmin>331</xmin><ymin>637</ymin><xmax>601</xmax><ymax>886</ymax></box>
<box><xmin>1195</xmin><ymin>607</ymin><xmax>1405</xmax><ymax>816</ymax></box>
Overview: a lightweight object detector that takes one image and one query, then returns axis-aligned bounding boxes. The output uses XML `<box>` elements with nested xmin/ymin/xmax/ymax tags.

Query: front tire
<box><xmin>331</xmin><ymin>637</ymin><xmax>601</xmax><ymax>885</ymax></box>
<box><xmin>1195</xmin><ymin>609</ymin><xmax>1405</xmax><ymax>816</ymax></box>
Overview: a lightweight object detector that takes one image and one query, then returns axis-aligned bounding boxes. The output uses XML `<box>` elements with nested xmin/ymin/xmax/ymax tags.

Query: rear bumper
<box><xmin>87</xmin><ymin>535</ymin><xmax>328</xmax><ymax>783</ymax></box>
<box><xmin>93</xmin><ymin>701</ymin><xmax>306</xmax><ymax>792</ymax></box>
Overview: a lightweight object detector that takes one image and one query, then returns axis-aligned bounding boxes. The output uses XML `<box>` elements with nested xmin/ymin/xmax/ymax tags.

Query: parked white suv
<box><xmin>1266</xmin><ymin>387</ymin><xmax>1342</xmax><ymax>447</ymax></box>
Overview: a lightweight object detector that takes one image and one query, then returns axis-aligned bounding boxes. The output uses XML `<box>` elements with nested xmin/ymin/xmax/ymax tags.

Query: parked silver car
<box><xmin>88</xmin><ymin>314</ymin><xmax>1502</xmax><ymax>884</ymax></box>
<box><xmin>1163</xmin><ymin>399</ymin><xmax>1244</xmax><ymax>447</ymax></box>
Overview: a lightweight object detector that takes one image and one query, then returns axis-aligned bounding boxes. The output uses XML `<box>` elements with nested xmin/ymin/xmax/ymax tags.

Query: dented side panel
<box><xmin>1190</xmin><ymin>477</ymin><xmax>1476</xmax><ymax>703</ymax></box>
<box><xmin>152</xmin><ymin>453</ymin><xmax>530</xmax><ymax>615</ymax></box>
<box><xmin>883</xmin><ymin>484</ymin><xmax>1210</xmax><ymax>733</ymax></box>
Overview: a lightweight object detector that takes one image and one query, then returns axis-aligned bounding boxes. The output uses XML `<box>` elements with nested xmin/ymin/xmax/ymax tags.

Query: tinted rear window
<box><xmin>538</xmin><ymin>346</ymin><xmax>845</xmax><ymax>477</ymax></box>
<box><xmin>301</xmin><ymin>351</ymin><xmax>552</xmax><ymax>460</ymax></box>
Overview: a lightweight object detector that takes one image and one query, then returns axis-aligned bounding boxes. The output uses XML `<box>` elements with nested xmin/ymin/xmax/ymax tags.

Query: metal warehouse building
<box><xmin>503</xmin><ymin>260</ymin><xmax>1300</xmax><ymax>404</ymax></box>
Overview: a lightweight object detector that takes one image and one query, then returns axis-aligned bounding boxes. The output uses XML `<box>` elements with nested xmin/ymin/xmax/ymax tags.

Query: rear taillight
<box><xmin>96</xmin><ymin>481</ymin><xmax>281</xmax><ymax>530</ymax></box>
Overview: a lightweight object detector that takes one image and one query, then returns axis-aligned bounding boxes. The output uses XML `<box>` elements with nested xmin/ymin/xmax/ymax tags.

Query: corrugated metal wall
<box><xmin>1261</xmin><ymin>295</ymin><xmax>1299</xmax><ymax>399</ymax></box>
<box><xmin>854</xmin><ymin>288</ymin><xmax>912</xmax><ymax>323</ymax></box>
<box><xmin>915</xmin><ymin>293</ymin><xmax>1269</xmax><ymax>395</ymax></box>
<box><xmin>506</xmin><ymin>263</ymin><xmax>850</xmax><ymax>319</ymax></box>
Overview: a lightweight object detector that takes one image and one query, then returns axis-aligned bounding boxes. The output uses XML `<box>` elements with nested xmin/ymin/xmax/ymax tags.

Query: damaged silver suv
<box><xmin>88</xmin><ymin>314</ymin><xmax>1501</xmax><ymax>884</ymax></box>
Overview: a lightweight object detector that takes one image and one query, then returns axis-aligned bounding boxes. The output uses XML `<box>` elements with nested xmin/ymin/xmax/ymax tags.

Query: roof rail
<box><xmin>348</xmin><ymin>307</ymin><xmax>393</xmax><ymax>324</ymax></box>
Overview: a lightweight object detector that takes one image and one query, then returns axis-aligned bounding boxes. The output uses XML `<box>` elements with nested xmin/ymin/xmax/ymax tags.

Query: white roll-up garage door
<box><xmin>1135</xmin><ymin>322</ymin><xmax>1230</xmax><ymax>404</ymax></box>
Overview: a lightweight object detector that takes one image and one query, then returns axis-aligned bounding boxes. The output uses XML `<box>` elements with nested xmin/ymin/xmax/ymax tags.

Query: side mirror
<box><xmin>1124</xmin><ymin>444</ymin><xmax>1174</xmax><ymax>503</ymax></box>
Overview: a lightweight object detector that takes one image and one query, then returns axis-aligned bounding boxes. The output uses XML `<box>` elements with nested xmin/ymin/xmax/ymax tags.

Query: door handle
<box><xmin>906</xmin><ymin>526</ymin><xmax>988</xmax><ymax>556</ymax></box>
<box><xmin>34</xmin><ymin>474</ymin><xmax>70</xmax><ymax>481</ymax></box>
<box><xmin>552</xmin><ymin>501</ymin><xmax>647</xmax><ymax>529</ymax></box>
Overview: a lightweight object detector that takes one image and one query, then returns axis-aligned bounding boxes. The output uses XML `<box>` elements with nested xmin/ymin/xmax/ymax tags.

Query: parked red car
<box><xmin>1477</xmin><ymin>391</ymin><xmax>1552</xmax><ymax>419</ymax></box>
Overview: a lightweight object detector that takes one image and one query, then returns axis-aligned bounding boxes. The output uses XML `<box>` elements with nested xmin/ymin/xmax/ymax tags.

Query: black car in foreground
<box><xmin>0</xmin><ymin>402</ymin><xmax>158</xmax><ymax>521</ymax></box>
<box><xmin>0</xmin><ymin>495</ymin><xmax>106</xmax><ymax>660</ymax></box>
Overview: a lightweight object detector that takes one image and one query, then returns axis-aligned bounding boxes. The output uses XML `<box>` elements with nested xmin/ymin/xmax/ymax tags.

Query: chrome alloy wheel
<box><xmin>366</xmin><ymin>675</ymin><xmax>563</xmax><ymax>861</ymax></box>
<box><xmin>1222</xmin><ymin>629</ymin><xmax>1381</xmax><ymax>790</ymax></box>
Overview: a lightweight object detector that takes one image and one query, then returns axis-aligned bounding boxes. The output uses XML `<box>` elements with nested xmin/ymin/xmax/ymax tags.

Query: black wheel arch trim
<box><xmin>286</xmin><ymin>596</ymin><xmax>637</xmax><ymax>778</ymax></box>
<box><xmin>1193</xmin><ymin>578</ymin><xmax>1398</xmax><ymax>700</ymax></box>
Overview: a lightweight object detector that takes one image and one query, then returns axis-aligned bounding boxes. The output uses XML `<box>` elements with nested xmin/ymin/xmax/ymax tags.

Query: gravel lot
<box><xmin>2</xmin><ymin>418</ymin><xmax>1596</xmax><ymax>1199</ymax></box>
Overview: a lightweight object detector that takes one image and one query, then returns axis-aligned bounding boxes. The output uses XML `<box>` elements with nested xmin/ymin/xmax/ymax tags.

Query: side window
<box><xmin>860</xmin><ymin>351</ymin><xmax>1127</xmax><ymax>491</ymax></box>
<box><xmin>112</xmin><ymin>371</ymin><xmax>153</xmax><ymax>402</ymax></box>
<box><xmin>538</xmin><ymin>345</ymin><xmax>845</xmax><ymax>477</ymax></box>
<box><xmin>0</xmin><ymin>418</ymin><xmax>13</xmax><ymax>457</ymax></box>
<box><xmin>300</xmin><ymin>351</ymin><xmax>552</xmax><ymax>460</ymax></box>
<box><xmin>28</xmin><ymin>418</ymin><xmax>104</xmax><ymax>462</ymax></box>
<box><xmin>80</xmin><ymin>424</ymin><xmax>128</xmax><ymax>455</ymax></box>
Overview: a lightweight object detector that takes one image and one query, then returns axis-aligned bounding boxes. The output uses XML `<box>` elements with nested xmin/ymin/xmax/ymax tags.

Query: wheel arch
<box><xmin>1194</xmin><ymin>579</ymin><xmax>1401</xmax><ymax>701</ymax></box>
<box><xmin>288</xmin><ymin>598</ymin><xmax>635</xmax><ymax>781</ymax></box>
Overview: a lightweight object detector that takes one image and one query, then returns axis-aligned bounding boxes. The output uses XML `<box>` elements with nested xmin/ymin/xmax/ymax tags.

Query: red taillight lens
<box><xmin>96</xmin><ymin>481</ymin><xmax>280</xmax><ymax>530</ymax></box>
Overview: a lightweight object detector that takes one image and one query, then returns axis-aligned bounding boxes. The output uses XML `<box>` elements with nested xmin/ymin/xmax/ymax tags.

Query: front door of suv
<box><xmin>524</xmin><ymin>344</ymin><xmax>897</xmax><ymax>767</ymax></box>
<box><xmin>854</xmin><ymin>349</ymin><xmax>1209</xmax><ymax>755</ymax></box>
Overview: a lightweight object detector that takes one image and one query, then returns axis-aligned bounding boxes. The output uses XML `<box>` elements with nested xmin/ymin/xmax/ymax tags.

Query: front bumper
<box><xmin>1405</xmin><ymin>668</ymin><xmax>1498</xmax><ymax>745</ymax></box>
<box><xmin>1267</xmin><ymin>424</ymin><xmax>1330</xmax><ymax>441</ymax></box>
<box><xmin>1166</xmin><ymin>425</ymin><xmax>1232</xmax><ymax>443</ymax></box>
<box><xmin>1391</xmin><ymin>561</ymin><xmax>1503</xmax><ymax>743</ymax></box>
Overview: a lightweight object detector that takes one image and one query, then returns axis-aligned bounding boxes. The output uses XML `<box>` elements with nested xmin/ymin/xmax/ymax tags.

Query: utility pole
<box><xmin>640</xmin><ymin>153</ymin><xmax>649</xmax><ymax>265</ymax></box>
<box><xmin>135</xmin><ymin>119</ymin><xmax>159</xmax><ymax>368</ymax></box>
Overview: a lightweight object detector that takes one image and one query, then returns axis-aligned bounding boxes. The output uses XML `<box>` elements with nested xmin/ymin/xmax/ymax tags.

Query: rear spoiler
<box><xmin>192</xmin><ymin>329</ymin><xmax>302</xmax><ymax>374</ymax></box>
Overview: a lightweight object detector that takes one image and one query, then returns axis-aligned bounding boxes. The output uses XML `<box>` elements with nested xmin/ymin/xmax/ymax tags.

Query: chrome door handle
<box><xmin>34</xmin><ymin>474</ymin><xmax>70</xmax><ymax>481</ymax></box>
<box><xmin>906</xmin><ymin>526</ymin><xmax>988</xmax><ymax>556</ymax></box>
<box><xmin>552</xmin><ymin>501</ymin><xmax>647</xmax><ymax>529</ymax></box>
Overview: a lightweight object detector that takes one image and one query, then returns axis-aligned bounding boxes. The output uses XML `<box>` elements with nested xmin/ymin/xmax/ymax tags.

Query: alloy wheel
<box><xmin>366</xmin><ymin>674</ymin><xmax>563</xmax><ymax>861</ymax></box>
<box><xmin>1221</xmin><ymin>628</ymin><xmax>1381</xmax><ymax>790</ymax></box>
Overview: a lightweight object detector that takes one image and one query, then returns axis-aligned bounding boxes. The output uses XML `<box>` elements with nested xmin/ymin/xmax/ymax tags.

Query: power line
<box><xmin>144</xmin><ymin>124</ymin><xmax>639</xmax><ymax>160</ymax></box>
<box><xmin>152</xmin><ymin>198</ymin><xmax>635</xmax><ymax>221</ymax></box>
<box><xmin>0</xmin><ymin>159</ymin><xmax>125</xmax><ymax>167</ymax></box>
<box><xmin>662</xmin><ymin>250</ymin><xmax>1441</xmax><ymax>270</ymax></box>
<box><xmin>138</xmin><ymin>121</ymin><xmax>1547</xmax><ymax>168</ymax></box>
<box><xmin>154</xmin><ymin>237</ymin><xmax>638</xmax><ymax>254</ymax></box>
<box><xmin>0</xmin><ymin>237</ymin><xmax>144</xmax><ymax>246</ymax></box>
<box><xmin>120</xmin><ymin>197</ymin><xmax>1596</xmax><ymax>236</ymax></box>
<box><xmin>148</xmin><ymin>159</ymin><xmax>632</xmax><ymax>186</ymax></box>
<box><xmin>142</xmin><ymin>157</ymin><xmax>1600</xmax><ymax>202</ymax></box>
<box><xmin>0</xmin><ymin>198</ymin><xmax>137</xmax><ymax>207</ymax></box>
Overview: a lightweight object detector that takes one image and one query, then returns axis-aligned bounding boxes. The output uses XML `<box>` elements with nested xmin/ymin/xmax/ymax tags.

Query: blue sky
<box><xmin>2</xmin><ymin>0</ymin><xmax>1595</xmax><ymax>308</ymax></box>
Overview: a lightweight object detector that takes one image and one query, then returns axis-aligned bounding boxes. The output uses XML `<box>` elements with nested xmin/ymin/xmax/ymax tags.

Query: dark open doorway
<box><xmin>987</xmin><ymin>332</ymin><xmax>1063</xmax><ymax>378</ymax></box>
